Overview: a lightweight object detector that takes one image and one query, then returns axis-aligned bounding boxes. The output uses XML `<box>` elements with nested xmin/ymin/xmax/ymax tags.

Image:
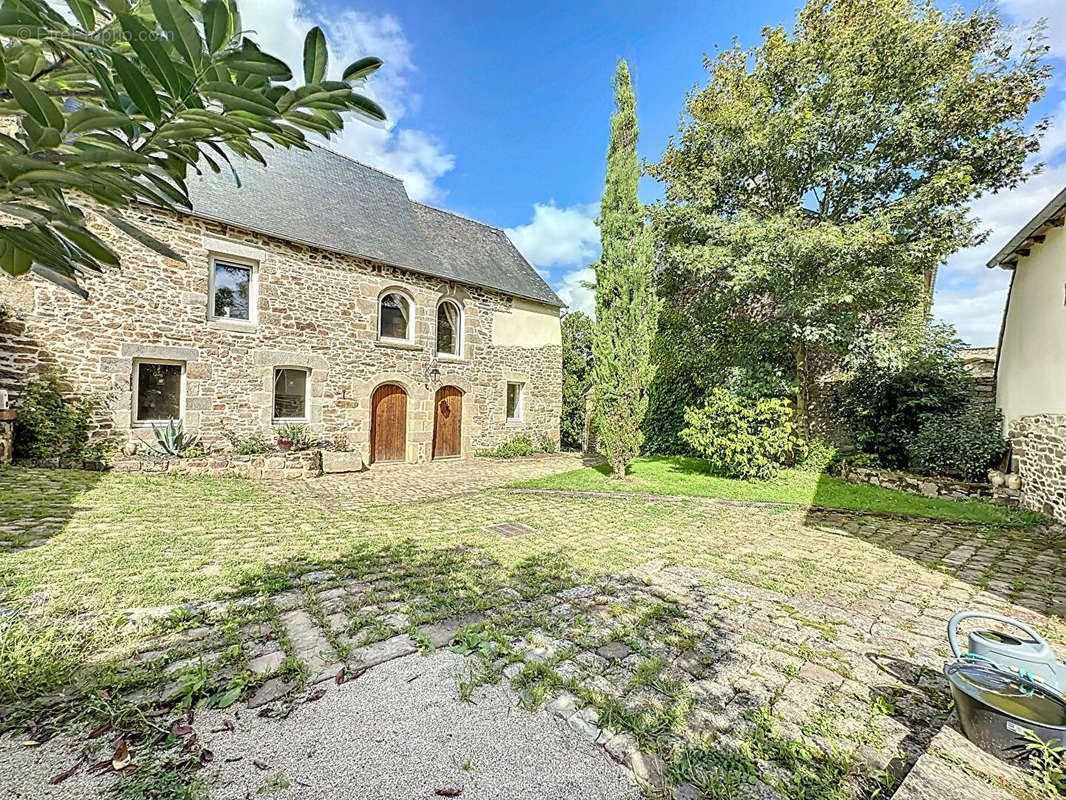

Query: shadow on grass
<box><xmin>0</xmin><ymin>465</ymin><xmax>104</xmax><ymax>551</ymax></box>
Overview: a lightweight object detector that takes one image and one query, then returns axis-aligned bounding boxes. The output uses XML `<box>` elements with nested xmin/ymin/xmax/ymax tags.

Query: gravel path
<box><xmin>200</xmin><ymin>650</ymin><xmax>639</xmax><ymax>800</ymax></box>
<box><xmin>1</xmin><ymin>650</ymin><xmax>639</xmax><ymax>800</ymax></box>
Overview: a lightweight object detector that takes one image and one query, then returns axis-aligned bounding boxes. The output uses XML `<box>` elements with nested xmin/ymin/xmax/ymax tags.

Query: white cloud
<box><xmin>556</xmin><ymin>267</ymin><xmax>597</xmax><ymax>317</ymax></box>
<box><xmin>505</xmin><ymin>202</ymin><xmax>600</xmax><ymax>268</ymax></box>
<box><xmin>933</xmin><ymin>157</ymin><xmax>1066</xmax><ymax>346</ymax></box>
<box><xmin>239</xmin><ymin>1</ymin><xmax>454</xmax><ymax>202</ymax></box>
<box><xmin>999</xmin><ymin>0</ymin><xmax>1066</xmax><ymax>60</ymax></box>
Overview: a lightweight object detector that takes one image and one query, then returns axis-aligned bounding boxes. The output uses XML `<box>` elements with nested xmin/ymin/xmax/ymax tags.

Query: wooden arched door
<box><xmin>432</xmin><ymin>386</ymin><xmax>463</xmax><ymax>459</ymax></box>
<box><xmin>370</xmin><ymin>384</ymin><xmax>407</xmax><ymax>463</ymax></box>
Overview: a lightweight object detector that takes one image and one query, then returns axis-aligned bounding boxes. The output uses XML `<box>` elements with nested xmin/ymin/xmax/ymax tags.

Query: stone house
<box><xmin>0</xmin><ymin>144</ymin><xmax>564</xmax><ymax>465</ymax></box>
<box><xmin>987</xmin><ymin>185</ymin><xmax>1066</xmax><ymax>522</ymax></box>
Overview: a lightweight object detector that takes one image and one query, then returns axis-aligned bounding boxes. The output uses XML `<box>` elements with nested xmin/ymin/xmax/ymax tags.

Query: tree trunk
<box><xmin>794</xmin><ymin>339</ymin><xmax>812</xmax><ymax>442</ymax></box>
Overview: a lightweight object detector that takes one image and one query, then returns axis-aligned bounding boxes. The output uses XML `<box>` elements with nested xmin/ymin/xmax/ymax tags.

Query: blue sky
<box><xmin>244</xmin><ymin>0</ymin><xmax>1066</xmax><ymax>346</ymax></box>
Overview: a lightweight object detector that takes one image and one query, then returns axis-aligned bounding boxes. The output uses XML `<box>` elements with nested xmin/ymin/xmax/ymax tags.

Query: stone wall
<box><xmin>112</xmin><ymin>449</ymin><xmax>322</xmax><ymax>480</ymax></box>
<box><xmin>0</xmin><ymin>415</ymin><xmax>12</xmax><ymax>465</ymax></box>
<box><xmin>0</xmin><ymin>203</ymin><xmax>561</xmax><ymax>464</ymax></box>
<box><xmin>839</xmin><ymin>464</ymin><xmax>1021</xmax><ymax>508</ymax></box>
<box><xmin>959</xmin><ymin>347</ymin><xmax>997</xmax><ymax>414</ymax></box>
<box><xmin>1008</xmin><ymin>414</ymin><xmax>1066</xmax><ymax>524</ymax></box>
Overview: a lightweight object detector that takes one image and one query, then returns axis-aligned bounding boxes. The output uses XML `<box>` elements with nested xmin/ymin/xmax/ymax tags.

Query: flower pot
<box><xmin>0</xmin><ymin>409</ymin><xmax>16</xmax><ymax>422</ymax></box>
<box><xmin>277</xmin><ymin>438</ymin><xmax>293</xmax><ymax>453</ymax></box>
<box><xmin>1006</xmin><ymin>473</ymin><xmax>1022</xmax><ymax>490</ymax></box>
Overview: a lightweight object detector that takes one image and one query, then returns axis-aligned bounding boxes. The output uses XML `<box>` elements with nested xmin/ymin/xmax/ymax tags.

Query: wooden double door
<box><xmin>432</xmin><ymin>386</ymin><xmax>463</xmax><ymax>459</ymax></box>
<box><xmin>370</xmin><ymin>384</ymin><xmax>463</xmax><ymax>463</ymax></box>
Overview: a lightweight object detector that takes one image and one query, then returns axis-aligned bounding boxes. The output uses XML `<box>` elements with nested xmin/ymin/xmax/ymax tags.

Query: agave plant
<box><xmin>146</xmin><ymin>419</ymin><xmax>201</xmax><ymax>458</ymax></box>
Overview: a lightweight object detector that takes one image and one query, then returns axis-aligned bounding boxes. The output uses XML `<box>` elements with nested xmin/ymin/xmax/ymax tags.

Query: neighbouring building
<box><xmin>0</xmin><ymin>144</ymin><xmax>564</xmax><ymax>465</ymax></box>
<box><xmin>988</xmin><ymin>185</ymin><xmax>1066</xmax><ymax>523</ymax></box>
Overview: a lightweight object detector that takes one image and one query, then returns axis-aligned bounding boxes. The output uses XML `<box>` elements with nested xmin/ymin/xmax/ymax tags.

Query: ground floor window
<box><xmin>506</xmin><ymin>382</ymin><xmax>523</xmax><ymax>421</ymax></box>
<box><xmin>134</xmin><ymin>361</ymin><xmax>183</xmax><ymax>423</ymax></box>
<box><xmin>273</xmin><ymin>368</ymin><xmax>309</xmax><ymax>421</ymax></box>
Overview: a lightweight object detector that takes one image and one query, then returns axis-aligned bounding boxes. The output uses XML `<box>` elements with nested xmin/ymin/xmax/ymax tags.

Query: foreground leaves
<box><xmin>0</xmin><ymin>0</ymin><xmax>386</xmax><ymax>295</ymax></box>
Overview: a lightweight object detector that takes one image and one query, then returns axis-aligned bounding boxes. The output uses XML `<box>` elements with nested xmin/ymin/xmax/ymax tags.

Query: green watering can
<box><xmin>949</xmin><ymin>610</ymin><xmax>1066</xmax><ymax>694</ymax></box>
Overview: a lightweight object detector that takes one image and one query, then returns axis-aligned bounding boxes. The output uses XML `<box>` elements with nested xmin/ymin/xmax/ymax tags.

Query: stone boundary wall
<box><xmin>112</xmin><ymin>450</ymin><xmax>322</xmax><ymax>480</ymax></box>
<box><xmin>838</xmin><ymin>464</ymin><xmax>1021</xmax><ymax>508</ymax></box>
<box><xmin>1008</xmin><ymin>414</ymin><xmax>1066</xmax><ymax>524</ymax></box>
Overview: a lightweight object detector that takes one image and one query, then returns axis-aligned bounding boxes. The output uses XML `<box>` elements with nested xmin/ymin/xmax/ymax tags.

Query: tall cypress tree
<box><xmin>592</xmin><ymin>60</ymin><xmax>659</xmax><ymax>478</ymax></box>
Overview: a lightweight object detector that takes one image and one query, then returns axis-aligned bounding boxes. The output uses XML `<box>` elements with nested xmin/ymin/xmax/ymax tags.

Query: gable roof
<box><xmin>185</xmin><ymin>143</ymin><xmax>563</xmax><ymax>307</ymax></box>
<box><xmin>987</xmin><ymin>185</ymin><xmax>1066</xmax><ymax>270</ymax></box>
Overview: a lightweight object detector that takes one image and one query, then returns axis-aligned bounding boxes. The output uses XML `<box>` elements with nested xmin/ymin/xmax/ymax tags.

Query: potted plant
<box><xmin>275</xmin><ymin>423</ymin><xmax>308</xmax><ymax>453</ymax></box>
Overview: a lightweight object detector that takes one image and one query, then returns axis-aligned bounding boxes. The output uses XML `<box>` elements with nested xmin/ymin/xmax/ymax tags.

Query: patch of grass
<box><xmin>512</xmin><ymin>456</ymin><xmax>1042</xmax><ymax>525</ymax></box>
<box><xmin>0</xmin><ymin>615</ymin><xmax>101</xmax><ymax>706</ymax></box>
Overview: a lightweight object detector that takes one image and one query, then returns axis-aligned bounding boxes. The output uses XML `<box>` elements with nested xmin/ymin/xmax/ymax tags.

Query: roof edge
<box><xmin>986</xmin><ymin>185</ymin><xmax>1066</xmax><ymax>269</ymax></box>
<box><xmin>177</xmin><ymin>205</ymin><xmax>565</xmax><ymax>308</ymax></box>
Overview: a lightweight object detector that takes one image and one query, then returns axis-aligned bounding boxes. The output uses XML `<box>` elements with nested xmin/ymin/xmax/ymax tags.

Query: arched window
<box><xmin>379</xmin><ymin>291</ymin><xmax>412</xmax><ymax>341</ymax></box>
<box><xmin>436</xmin><ymin>300</ymin><xmax>462</xmax><ymax>357</ymax></box>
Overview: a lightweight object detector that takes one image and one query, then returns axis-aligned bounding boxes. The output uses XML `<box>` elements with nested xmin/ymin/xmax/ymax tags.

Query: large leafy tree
<box><xmin>591</xmin><ymin>60</ymin><xmax>659</xmax><ymax>478</ymax></box>
<box><xmin>648</xmin><ymin>0</ymin><xmax>1050</xmax><ymax>440</ymax></box>
<box><xmin>560</xmin><ymin>310</ymin><xmax>593</xmax><ymax>450</ymax></box>
<box><xmin>0</xmin><ymin>0</ymin><xmax>386</xmax><ymax>296</ymax></box>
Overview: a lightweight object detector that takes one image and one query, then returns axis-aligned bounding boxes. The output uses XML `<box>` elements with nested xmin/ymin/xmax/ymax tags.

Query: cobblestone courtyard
<box><xmin>1</xmin><ymin>459</ymin><xmax>1064</xmax><ymax>799</ymax></box>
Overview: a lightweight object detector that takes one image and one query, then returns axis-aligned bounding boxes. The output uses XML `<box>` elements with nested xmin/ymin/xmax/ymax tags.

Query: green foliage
<box><xmin>648</xmin><ymin>0</ymin><xmax>1050</xmax><ymax>435</ymax></box>
<box><xmin>838</xmin><ymin>325</ymin><xmax>972</xmax><ymax>470</ymax></box>
<box><xmin>146</xmin><ymin>419</ymin><xmax>202</xmax><ymax>458</ymax></box>
<box><xmin>907</xmin><ymin>406</ymin><xmax>1009</xmax><ymax>482</ymax></box>
<box><xmin>796</xmin><ymin>438</ymin><xmax>837</xmax><ymax>473</ymax></box>
<box><xmin>222</xmin><ymin>428</ymin><xmax>271</xmax><ymax>455</ymax></box>
<box><xmin>592</xmin><ymin>59</ymin><xmax>660</xmax><ymax>478</ymax></box>
<box><xmin>1023</xmin><ymin>729</ymin><xmax>1066</xmax><ymax>799</ymax></box>
<box><xmin>560</xmin><ymin>311</ymin><xmax>593</xmax><ymax>450</ymax></box>
<box><xmin>0</xmin><ymin>1</ymin><xmax>386</xmax><ymax>295</ymax></box>
<box><xmin>0</xmin><ymin>615</ymin><xmax>96</xmax><ymax>705</ymax></box>
<box><xmin>274</xmin><ymin>422</ymin><xmax>311</xmax><ymax>450</ymax></box>
<box><xmin>679</xmin><ymin>388</ymin><xmax>799</xmax><ymax>481</ymax></box>
<box><xmin>111</xmin><ymin>755</ymin><xmax>208</xmax><ymax>800</ymax></box>
<box><xmin>476</xmin><ymin>433</ymin><xmax>554</xmax><ymax>459</ymax></box>
<box><xmin>12</xmin><ymin>368</ymin><xmax>96</xmax><ymax>460</ymax></box>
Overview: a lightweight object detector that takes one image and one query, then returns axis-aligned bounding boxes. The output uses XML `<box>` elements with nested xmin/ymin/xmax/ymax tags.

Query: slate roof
<box><xmin>185</xmin><ymin>143</ymin><xmax>563</xmax><ymax>307</ymax></box>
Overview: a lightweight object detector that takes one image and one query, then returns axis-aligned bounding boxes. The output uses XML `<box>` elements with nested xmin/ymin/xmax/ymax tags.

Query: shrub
<box><xmin>476</xmin><ymin>433</ymin><xmax>556</xmax><ymax>458</ymax></box>
<box><xmin>679</xmin><ymin>388</ymin><xmax>798</xmax><ymax>480</ymax></box>
<box><xmin>838</xmin><ymin>325</ymin><xmax>972</xmax><ymax>470</ymax></box>
<box><xmin>796</xmin><ymin>438</ymin><xmax>838</xmax><ymax>473</ymax></box>
<box><xmin>907</xmin><ymin>406</ymin><xmax>1009</xmax><ymax>482</ymax></box>
<box><xmin>13</xmin><ymin>369</ymin><xmax>97</xmax><ymax>460</ymax></box>
<box><xmin>222</xmin><ymin>429</ymin><xmax>272</xmax><ymax>455</ymax></box>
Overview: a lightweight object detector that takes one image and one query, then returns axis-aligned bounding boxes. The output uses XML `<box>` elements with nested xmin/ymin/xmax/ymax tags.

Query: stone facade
<box><xmin>112</xmin><ymin>450</ymin><xmax>322</xmax><ymax>480</ymax></box>
<box><xmin>838</xmin><ymin>464</ymin><xmax>1021</xmax><ymax>509</ymax></box>
<box><xmin>0</xmin><ymin>204</ymin><xmax>561</xmax><ymax>463</ymax></box>
<box><xmin>1008</xmin><ymin>414</ymin><xmax>1066</xmax><ymax>524</ymax></box>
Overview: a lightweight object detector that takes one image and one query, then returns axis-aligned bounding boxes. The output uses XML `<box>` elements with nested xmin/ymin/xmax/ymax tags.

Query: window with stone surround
<box><xmin>209</xmin><ymin>257</ymin><xmax>256</xmax><ymax>323</ymax></box>
<box><xmin>506</xmin><ymin>382</ymin><xmax>523</xmax><ymax>421</ymax></box>
<box><xmin>273</xmin><ymin>368</ymin><xmax>309</xmax><ymax>422</ymax></box>
<box><xmin>134</xmin><ymin>361</ymin><xmax>184</xmax><ymax>424</ymax></box>
<box><xmin>436</xmin><ymin>300</ymin><xmax>462</xmax><ymax>357</ymax></box>
<box><xmin>379</xmin><ymin>292</ymin><xmax>412</xmax><ymax>341</ymax></box>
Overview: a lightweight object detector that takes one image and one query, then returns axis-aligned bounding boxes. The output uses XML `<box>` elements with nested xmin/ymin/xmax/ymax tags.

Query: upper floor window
<box><xmin>379</xmin><ymin>292</ymin><xmax>412</xmax><ymax>341</ymax></box>
<box><xmin>436</xmin><ymin>300</ymin><xmax>462</xmax><ymax>357</ymax></box>
<box><xmin>273</xmin><ymin>368</ymin><xmax>309</xmax><ymax>422</ymax></box>
<box><xmin>210</xmin><ymin>257</ymin><xmax>256</xmax><ymax>323</ymax></box>
<box><xmin>134</xmin><ymin>360</ymin><xmax>184</xmax><ymax>424</ymax></box>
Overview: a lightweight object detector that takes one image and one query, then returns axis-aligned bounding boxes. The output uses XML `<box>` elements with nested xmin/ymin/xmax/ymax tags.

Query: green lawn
<box><xmin>512</xmin><ymin>456</ymin><xmax>1039</xmax><ymax>525</ymax></box>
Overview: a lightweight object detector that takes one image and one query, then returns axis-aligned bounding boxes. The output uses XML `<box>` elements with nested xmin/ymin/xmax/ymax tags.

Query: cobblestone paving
<box><xmin>275</xmin><ymin>452</ymin><xmax>594</xmax><ymax>513</ymax></box>
<box><xmin>2</xmin><ymin>462</ymin><xmax>1065</xmax><ymax>799</ymax></box>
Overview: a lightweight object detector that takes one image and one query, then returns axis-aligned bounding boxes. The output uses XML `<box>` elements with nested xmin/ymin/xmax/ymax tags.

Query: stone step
<box><xmin>892</xmin><ymin>724</ymin><xmax>1031</xmax><ymax>800</ymax></box>
<box><xmin>277</xmin><ymin>608</ymin><xmax>341</xmax><ymax>682</ymax></box>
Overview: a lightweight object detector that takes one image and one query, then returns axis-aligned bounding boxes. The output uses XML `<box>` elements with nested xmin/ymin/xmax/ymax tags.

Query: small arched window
<box><xmin>379</xmin><ymin>292</ymin><xmax>412</xmax><ymax>341</ymax></box>
<box><xmin>436</xmin><ymin>300</ymin><xmax>462</xmax><ymax>357</ymax></box>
